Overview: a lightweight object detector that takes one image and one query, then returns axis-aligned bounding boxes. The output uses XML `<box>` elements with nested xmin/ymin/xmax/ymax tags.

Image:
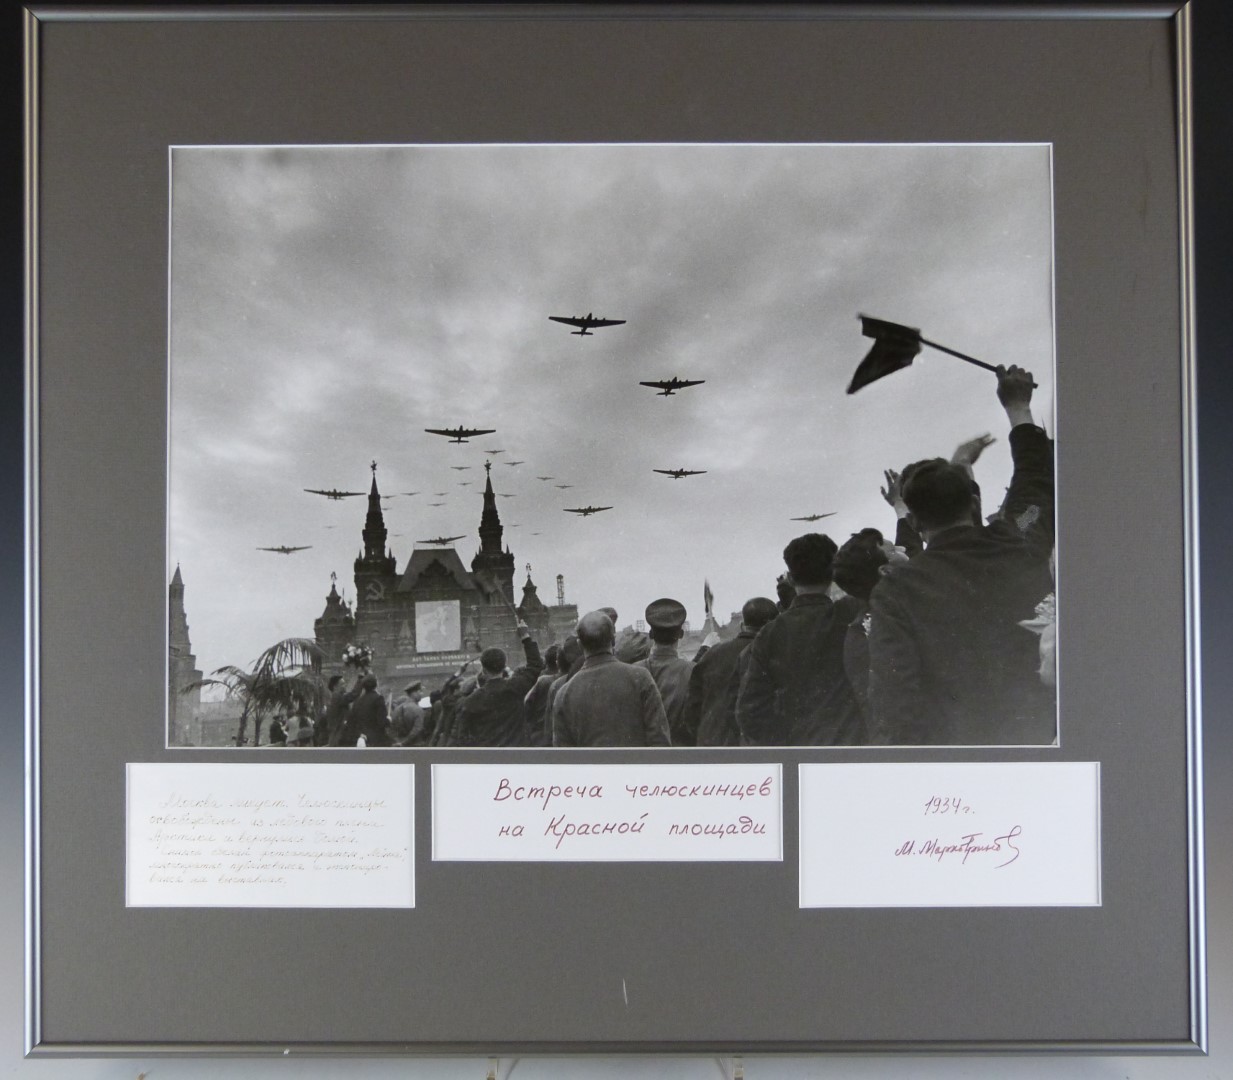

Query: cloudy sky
<box><xmin>168</xmin><ymin>143</ymin><xmax>1054</xmax><ymax>679</ymax></box>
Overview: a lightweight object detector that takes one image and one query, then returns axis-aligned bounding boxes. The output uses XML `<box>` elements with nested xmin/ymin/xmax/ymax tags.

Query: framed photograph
<box><xmin>25</xmin><ymin>1</ymin><xmax>1203</xmax><ymax>1056</ymax></box>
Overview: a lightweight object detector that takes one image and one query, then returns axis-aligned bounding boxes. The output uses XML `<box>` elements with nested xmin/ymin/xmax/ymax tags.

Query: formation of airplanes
<box><xmin>549</xmin><ymin>313</ymin><xmax>626</xmax><ymax>336</ymax></box>
<box><xmin>281</xmin><ymin>312</ymin><xmax>840</xmax><ymax>576</ymax></box>
<box><xmin>640</xmin><ymin>377</ymin><xmax>705</xmax><ymax>397</ymax></box>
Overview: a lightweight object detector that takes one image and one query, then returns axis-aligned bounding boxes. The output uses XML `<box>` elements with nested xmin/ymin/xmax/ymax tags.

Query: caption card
<box><xmin>433</xmin><ymin>763</ymin><xmax>783</xmax><ymax>861</ymax></box>
<box><xmin>126</xmin><ymin>763</ymin><xmax>414</xmax><ymax>908</ymax></box>
<box><xmin>799</xmin><ymin>762</ymin><xmax>1100</xmax><ymax>908</ymax></box>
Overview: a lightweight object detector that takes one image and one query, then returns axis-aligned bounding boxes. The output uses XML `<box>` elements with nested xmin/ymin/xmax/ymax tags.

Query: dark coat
<box><xmin>866</xmin><ymin>522</ymin><xmax>1055</xmax><ymax>745</ymax></box>
<box><xmin>683</xmin><ymin>629</ymin><xmax>757</xmax><ymax>746</ymax></box>
<box><xmin>635</xmin><ymin>645</ymin><xmax>695</xmax><ymax>746</ymax></box>
<box><xmin>343</xmin><ymin>688</ymin><xmax>391</xmax><ymax>747</ymax></box>
<box><xmin>522</xmin><ymin>671</ymin><xmax>559</xmax><ymax>747</ymax></box>
<box><xmin>736</xmin><ymin>593</ymin><xmax>864</xmax><ymax>746</ymax></box>
<box><xmin>452</xmin><ymin>638</ymin><xmax>544</xmax><ymax>747</ymax></box>
<box><xmin>323</xmin><ymin>682</ymin><xmax>362</xmax><ymax>747</ymax></box>
<box><xmin>865</xmin><ymin>420</ymin><xmax>1055</xmax><ymax>746</ymax></box>
<box><xmin>552</xmin><ymin>653</ymin><xmax>670</xmax><ymax>747</ymax></box>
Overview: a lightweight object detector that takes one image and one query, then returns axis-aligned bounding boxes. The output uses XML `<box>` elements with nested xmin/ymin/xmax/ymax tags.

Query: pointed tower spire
<box><xmin>477</xmin><ymin>458</ymin><xmax>503</xmax><ymax>555</ymax></box>
<box><xmin>361</xmin><ymin>459</ymin><xmax>388</xmax><ymax>560</ymax></box>
<box><xmin>471</xmin><ymin>459</ymin><xmax>516</xmax><ymax>604</ymax></box>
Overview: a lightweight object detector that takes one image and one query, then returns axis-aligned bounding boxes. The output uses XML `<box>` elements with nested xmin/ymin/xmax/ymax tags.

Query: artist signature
<box><xmin>894</xmin><ymin>825</ymin><xmax>1022</xmax><ymax>868</ymax></box>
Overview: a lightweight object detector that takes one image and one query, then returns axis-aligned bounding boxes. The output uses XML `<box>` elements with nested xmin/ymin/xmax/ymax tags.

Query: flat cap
<box><xmin>644</xmin><ymin>597</ymin><xmax>687</xmax><ymax>631</ymax></box>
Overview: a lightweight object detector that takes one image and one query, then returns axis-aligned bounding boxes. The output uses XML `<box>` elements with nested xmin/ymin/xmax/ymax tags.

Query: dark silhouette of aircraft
<box><xmin>425</xmin><ymin>426</ymin><xmax>496</xmax><ymax>443</ymax></box>
<box><xmin>549</xmin><ymin>313</ymin><xmax>626</xmax><ymax>336</ymax></box>
<box><xmin>498</xmin><ymin>493</ymin><xmax>516</xmax><ymax>498</ymax></box>
<box><xmin>555</xmin><ymin>484</ymin><xmax>574</xmax><ymax>489</ymax></box>
<box><xmin>304</xmin><ymin>487</ymin><xmax>363</xmax><ymax>500</ymax></box>
<box><xmin>791</xmin><ymin>512</ymin><xmax>837</xmax><ymax>522</ymax></box>
<box><xmin>640</xmin><ymin>377</ymin><xmax>705</xmax><ymax>396</ymax></box>
<box><xmin>536</xmin><ymin>476</ymin><xmax>555</xmax><ymax>481</ymax></box>
<box><xmin>257</xmin><ymin>545</ymin><xmax>312</xmax><ymax>555</ymax></box>
<box><xmin>418</xmin><ymin>535</ymin><xmax>465</xmax><ymax>545</ymax></box>
<box><xmin>564</xmin><ymin>506</ymin><xmax>612</xmax><ymax>516</ymax></box>
<box><xmin>428</xmin><ymin>502</ymin><xmax>446</xmax><ymax>507</ymax></box>
<box><xmin>450</xmin><ymin>466</ymin><xmax>472</xmax><ymax>471</ymax></box>
<box><xmin>399</xmin><ymin>491</ymin><xmax>420</xmax><ymax>497</ymax></box>
<box><xmin>654</xmin><ymin>468</ymin><xmax>707</xmax><ymax>479</ymax></box>
<box><xmin>458</xmin><ymin>481</ymin><xmax>473</xmax><ymax>486</ymax></box>
<box><xmin>483</xmin><ymin>448</ymin><xmax>505</xmax><ymax>454</ymax></box>
<box><xmin>504</xmin><ymin>460</ymin><xmax>525</xmax><ymax>466</ymax></box>
<box><xmin>433</xmin><ymin>492</ymin><xmax>449</xmax><ymax>497</ymax></box>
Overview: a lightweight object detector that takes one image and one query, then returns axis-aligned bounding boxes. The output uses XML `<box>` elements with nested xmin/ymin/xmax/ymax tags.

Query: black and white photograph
<box><xmin>167</xmin><ymin>142</ymin><xmax>1057</xmax><ymax>751</ymax></box>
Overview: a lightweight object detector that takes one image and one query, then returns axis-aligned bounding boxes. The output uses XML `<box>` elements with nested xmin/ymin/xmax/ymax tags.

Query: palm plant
<box><xmin>182</xmin><ymin>637</ymin><xmax>325</xmax><ymax>746</ymax></box>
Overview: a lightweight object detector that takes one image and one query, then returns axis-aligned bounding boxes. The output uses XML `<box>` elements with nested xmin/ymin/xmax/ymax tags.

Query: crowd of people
<box><xmin>269</xmin><ymin>364</ymin><xmax>1054</xmax><ymax>749</ymax></box>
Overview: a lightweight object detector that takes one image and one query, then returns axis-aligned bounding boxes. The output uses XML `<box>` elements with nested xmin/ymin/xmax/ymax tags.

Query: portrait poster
<box><xmin>24</xmin><ymin>1</ymin><xmax>1204</xmax><ymax>1057</ymax></box>
<box><xmin>415</xmin><ymin>600</ymin><xmax>462</xmax><ymax>654</ymax></box>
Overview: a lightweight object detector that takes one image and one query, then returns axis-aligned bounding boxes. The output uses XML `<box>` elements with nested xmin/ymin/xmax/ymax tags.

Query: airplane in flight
<box><xmin>653</xmin><ymin>468</ymin><xmax>707</xmax><ymax>479</ymax></box>
<box><xmin>563</xmin><ymin>506</ymin><xmax>613</xmax><ymax>516</ymax></box>
<box><xmin>498</xmin><ymin>493</ymin><xmax>516</xmax><ymax>498</ymax></box>
<box><xmin>433</xmin><ymin>492</ymin><xmax>449</xmax><ymax>497</ymax></box>
<box><xmin>549</xmin><ymin>313</ymin><xmax>626</xmax><ymax>336</ymax></box>
<box><xmin>536</xmin><ymin>476</ymin><xmax>555</xmax><ymax>481</ymax></box>
<box><xmin>504</xmin><ymin>460</ymin><xmax>525</xmax><ymax>466</ymax></box>
<box><xmin>555</xmin><ymin>484</ymin><xmax>574</xmax><ymax>489</ymax></box>
<box><xmin>425</xmin><ymin>426</ymin><xmax>496</xmax><ymax>443</ymax></box>
<box><xmin>449</xmin><ymin>466</ymin><xmax>472</xmax><ymax>471</ymax></box>
<box><xmin>458</xmin><ymin>482</ymin><xmax>473</xmax><ymax>487</ymax></box>
<box><xmin>399</xmin><ymin>491</ymin><xmax>420</xmax><ymax>497</ymax></box>
<box><xmin>304</xmin><ymin>487</ymin><xmax>363</xmax><ymax>500</ymax></box>
<box><xmin>418</xmin><ymin>535</ymin><xmax>466</xmax><ymax>545</ymax></box>
<box><xmin>639</xmin><ymin>377</ymin><xmax>706</xmax><ymax>396</ymax></box>
<box><xmin>257</xmin><ymin>545</ymin><xmax>312</xmax><ymax>555</ymax></box>
<box><xmin>483</xmin><ymin>448</ymin><xmax>505</xmax><ymax>454</ymax></box>
<box><xmin>791</xmin><ymin>512</ymin><xmax>837</xmax><ymax>522</ymax></box>
<box><xmin>428</xmin><ymin>502</ymin><xmax>447</xmax><ymax>507</ymax></box>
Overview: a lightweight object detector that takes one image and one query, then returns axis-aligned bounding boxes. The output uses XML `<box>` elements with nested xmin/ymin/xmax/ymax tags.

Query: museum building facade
<box><xmin>314</xmin><ymin>463</ymin><xmax>578</xmax><ymax>691</ymax></box>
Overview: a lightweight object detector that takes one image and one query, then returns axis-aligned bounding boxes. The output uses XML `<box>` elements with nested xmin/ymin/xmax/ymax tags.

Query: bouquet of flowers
<box><xmin>342</xmin><ymin>643</ymin><xmax>374</xmax><ymax>672</ymax></box>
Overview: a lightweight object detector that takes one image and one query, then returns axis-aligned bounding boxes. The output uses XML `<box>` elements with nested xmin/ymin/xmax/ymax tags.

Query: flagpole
<box><xmin>918</xmin><ymin>336</ymin><xmax>999</xmax><ymax>374</ymax></box>
<box><xmin>919</xmin><ymin>336</ymin><xmax>1039</xmax><ymax>388</ymax></box>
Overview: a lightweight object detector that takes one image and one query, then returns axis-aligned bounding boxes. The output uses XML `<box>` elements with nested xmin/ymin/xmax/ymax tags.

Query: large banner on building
<box><xmin>414</xmin><ymin>599</ymin><xmax>461</xmax><ymax>653</ymax></box>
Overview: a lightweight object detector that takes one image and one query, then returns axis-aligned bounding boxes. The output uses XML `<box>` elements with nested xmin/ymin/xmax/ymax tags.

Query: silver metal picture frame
<box><xmin>24</xmin><ymin>1</ymin><xmax>1203</xmax><ymax>1056</ymax></box>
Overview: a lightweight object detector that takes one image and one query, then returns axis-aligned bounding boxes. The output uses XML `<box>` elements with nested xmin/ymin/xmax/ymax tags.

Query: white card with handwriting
<box><xmin>798</xmin><ymin>762</ymin><xmax>1100</xmax><ymax>907</ymax></box>
<box><xmin>126</xmin><ymin>763</ymin><xmax>414</xmax><ymax>907</ymax></box>
<box><xmin>433</xmin><ymin>763</ymin><xmax>782</xmax><ymax>861</ymax></box>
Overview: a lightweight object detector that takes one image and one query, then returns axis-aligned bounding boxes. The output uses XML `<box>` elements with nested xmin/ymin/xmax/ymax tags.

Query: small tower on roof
<box><xmin>315</xmin><ymin>571</ymin><xmax>356</xmax><ymax>666</ymax></box>
<box><xmin>168</xmin><ymin>564</ymin><xmax>203</xmax><ymax>746</ymax></box>
<box><xmin>518</xmin><ymin>563</ymin><xmax>548</xmax><ymax>617</ymax></box>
